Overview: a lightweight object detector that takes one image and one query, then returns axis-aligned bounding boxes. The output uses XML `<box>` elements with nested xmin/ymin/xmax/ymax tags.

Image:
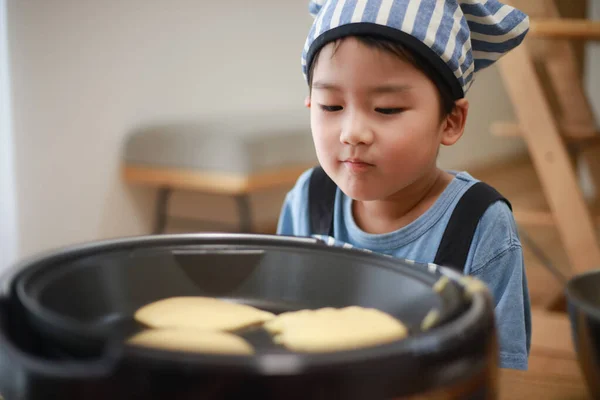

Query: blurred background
<box><xmin>2</xmin><ymin>1</ymin><xmax>600</xmax><ymax>396</ymax></box>
<box><xmin>0</xmin><ymin>0</ymin><xmax>598</xmax><ymax>273</ymax></box>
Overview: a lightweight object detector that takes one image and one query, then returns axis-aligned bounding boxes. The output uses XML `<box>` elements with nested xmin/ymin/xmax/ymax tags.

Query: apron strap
<box><xmin>433</xmin><ymin>182</ymin><xmax>512</xmax><ymax>272</ymax></box>
<box><xmin>308</xmin><ymin>166</ymin><xmax>337</xmax><ymax>237</ymax></box>
<box><xmin>308</xmin><ymin>167</ymin><xmax>512</xmax><ymax>272</ymax></box>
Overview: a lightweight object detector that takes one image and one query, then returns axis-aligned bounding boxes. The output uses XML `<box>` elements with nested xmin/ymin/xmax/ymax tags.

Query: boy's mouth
<box><xmin>342</xmin><ymin>158</ymin><xmax>374</xmax><ymax>172</ymax></box>
<box><xmin>343</xmin><ymin>157</ymin><xmax>373</xmax><ymax>165</ymax></box>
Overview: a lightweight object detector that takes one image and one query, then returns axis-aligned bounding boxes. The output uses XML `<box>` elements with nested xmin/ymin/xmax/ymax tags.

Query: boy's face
<box><xmin>308</xmin><ymin>37</ymin><xmax>463</xmax><ymax>202</ymax></box>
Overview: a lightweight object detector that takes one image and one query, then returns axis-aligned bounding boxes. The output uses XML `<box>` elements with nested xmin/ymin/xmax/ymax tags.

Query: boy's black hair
<box><xmin>307</xmin><ymin>35</ymin><xmax>456</xmax><ymax>118</ymax></box>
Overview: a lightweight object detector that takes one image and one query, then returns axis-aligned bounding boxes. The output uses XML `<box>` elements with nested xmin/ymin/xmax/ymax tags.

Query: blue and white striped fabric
<box><xmin>302</xmin><ymin>0</ymin><xmax>529</xmax><ymax>97</ymax></box>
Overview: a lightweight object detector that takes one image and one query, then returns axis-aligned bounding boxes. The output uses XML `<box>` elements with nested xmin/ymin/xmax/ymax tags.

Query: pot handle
<box><xmin>0</xmin><ymin>297</ymin><xmax>120</xmax><ymax>399</ymax></box>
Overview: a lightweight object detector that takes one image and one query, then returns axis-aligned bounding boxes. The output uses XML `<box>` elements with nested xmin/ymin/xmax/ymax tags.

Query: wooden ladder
<box><xmin>495</xmin><ymin>0</ymin><xmax>600</xmax><ymax>311</ymax></box>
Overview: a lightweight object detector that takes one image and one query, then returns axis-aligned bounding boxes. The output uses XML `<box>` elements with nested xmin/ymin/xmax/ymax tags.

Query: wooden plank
<box><xmin>506</xmin><ymin>0</ymin><xmax>596</xmax><ymax>136</ymax></box>
<box><xmin>528</xmin><ymin>350</ymin><xmax>580</xmax><ymax>377</ymax></box>
<box><xmin>555</xmin><ymin>0</ymin><xmax>589</xmax><ymax>74</ymax></box>
<box><xmin>502</xmin><ymin>2</ymin><xmax>600</xmax><ymax>207</ymax></box>
<box><xmin>506</xmin><ymin>0</ymin><xmax>588</xmax><ymax>73</ymax></box>
<box><xmin>538</xmin><ymin>4</ymin><xmax>596</xmax><ymax>137</ymax></box>
<box><xmin>513</xmin><ymin>209</ymin><xmax>600</xmax><ymax>227</ymax></box>
<box><xmin>497</xmin><ymin>44</ymin><xmax>600</xmax><ymax>276</ymax></box>
<box><xmin>490</xmin><ymin>121</ymin><xmax>600</xmax><ymax>143</ymax></box>
<box><xmin>500</xmin><ymin>342</ymin><xmax>588</xmax><ymax>399</ymax></box>
<box><xmin>513</xmin><ymin>209</ymin><xmax>555</xmax><ymax>226</ymax></box>
<box><xmin>500</xmin><ymin>367</ymin><xmax>589</xmax><ymax>400</ymax></box>
<box><xmin>122</xmin><ymin>164</ymin><xmax>312</xmax><ymax>195</ymax></box>
<box><xmin>529</xmin><ymin>19</ymin><xmax>600</xmax><ymax>40</ymax></box>
<box><xmin>531</xmin><ymin>1</ymin><xmax>600</xmax><ymax>204</ymax></box>
<box><xmin>531</xmin><ymin>310</ymin><xmax>576</xmax><ymax>355</ymax></box>
<box><xmin>500</xmin><ymin>307</ymin><xmax>590</xmax><ymax>399</ymax></box>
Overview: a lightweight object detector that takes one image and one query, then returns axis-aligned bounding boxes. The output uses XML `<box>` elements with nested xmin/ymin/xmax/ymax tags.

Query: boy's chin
<box><xmin>338</xmin><ymin>185</ymin><xmax>383</xmax><ymax>202</ymax></box>
<box><xmin>327</xmin><ymin>169</ymin><xmax>387</xmax><ymax>201</ymax></box>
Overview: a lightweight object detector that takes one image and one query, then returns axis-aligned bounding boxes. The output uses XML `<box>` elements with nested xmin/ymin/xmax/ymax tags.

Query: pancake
<box><xmin>134</xmin><ymin>296</ymin><xmax>275</xmax><ymax>332</ymax></box>
<box><xmin>265</xmin><ymin>306</ymin><xmax>408</xmax><ymax>353</ymax></box>
<box><xmin>128</xmin><ymin>329</ymin><xmax>254</xmax><ymax>355</ymax></box>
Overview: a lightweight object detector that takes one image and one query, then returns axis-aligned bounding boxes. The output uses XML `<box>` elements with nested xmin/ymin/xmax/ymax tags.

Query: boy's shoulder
<box><xmin>282</xmin><ymin>167</ymin><xmax>316</xmax><ymax>211</ymax></box>
<box><xmin>434</xmin><ymin>172</ymin><xmax>519</xmax><ymax>270</ymax></box>
<box><xmin>452</xmin><ymin>171</ymin><xmax>513</xmax><ymax>216</ymax></box>
<box><xmin>465</xmin><ymin>181</ymin><xmax>521</xmax><ymax>274</ymax></box>
<box><xmin>455</xmin><ymin>172</ymin><xmax>517</xmax><ymax>241</ymax></box>
<box><xmin>288</xmin><ymin>167</ymin><xmax>316</xmax><ymax>197</ymax></box>
<box><xmin>285</xmin><ymin>166</ymin><xmax>332</xmax><ymax>209</ymax></box>
<box><xmin>442</xmin><ymin>171</ymin><xmax>515</xmax><ymax>229</ymax></box>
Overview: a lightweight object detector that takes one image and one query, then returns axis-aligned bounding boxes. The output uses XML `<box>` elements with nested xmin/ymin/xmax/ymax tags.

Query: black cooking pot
<box><xmin>0</xmin><ymin>234</ymin><xmax>499</xmax><ymax>400</ymax></box>
<box><xmin>566</xmin><ymin>269</ymin><xmax>600</xmax><ymax>398</ymax></box>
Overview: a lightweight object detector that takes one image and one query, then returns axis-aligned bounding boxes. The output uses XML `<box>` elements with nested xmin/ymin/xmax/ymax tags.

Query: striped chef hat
<box><xmin>302</xmin><ymin>0</ymin><xmax>529</xmax><ymax>99</ymax></box>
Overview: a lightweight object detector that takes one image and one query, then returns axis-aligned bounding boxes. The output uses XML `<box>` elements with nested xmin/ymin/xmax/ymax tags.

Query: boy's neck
<box><xmin>352</xmin><ymin>168</ymin><xmax>454</xmax><ymax>235</ymax></box>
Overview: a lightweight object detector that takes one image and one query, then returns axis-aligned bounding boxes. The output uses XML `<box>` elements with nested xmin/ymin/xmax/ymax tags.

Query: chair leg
<box><xmin>235</xmin><ymin>194</ymin><xmax>254</xmax><ymax>233</ymax></box>
<box><xmin>153</xmin><ymin>187</ymin><xmax>172</xmax><ymax>234</ymax></box>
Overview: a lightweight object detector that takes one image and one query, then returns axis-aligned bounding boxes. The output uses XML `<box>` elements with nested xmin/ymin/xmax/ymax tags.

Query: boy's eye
<box><xmin>376</xmin><ymin>108</ymin><xmax>404</xmax><ymax>115</ymax></box>
<box><xmin>320</xmin><ymin>105</ymin><xmax>343</xmax><ymax>112</ymax></box>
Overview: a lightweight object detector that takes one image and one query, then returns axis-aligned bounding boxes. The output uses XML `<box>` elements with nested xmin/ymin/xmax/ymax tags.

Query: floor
<box><xmin>472</xmin><ymin>155</ymin><xmax>592</xmax><ymax>399</ymax></box>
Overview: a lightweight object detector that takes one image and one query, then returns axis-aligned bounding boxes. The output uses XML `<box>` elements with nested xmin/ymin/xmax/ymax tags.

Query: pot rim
<box><xmin>6</xmin><ymin>233</ymin><xmax>496</xmax><ymax>375</ymax></box>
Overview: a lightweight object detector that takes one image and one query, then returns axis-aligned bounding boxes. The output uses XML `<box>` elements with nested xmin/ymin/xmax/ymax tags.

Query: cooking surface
<box><xmin>0</xmin><ymin>235</ymin><xmax>497</xmax><ymax>399</ymax></box>
<box><xmin>16</xmin><ymin>238</ymin><xmax>468</xmax><ymax>357</ymax></box>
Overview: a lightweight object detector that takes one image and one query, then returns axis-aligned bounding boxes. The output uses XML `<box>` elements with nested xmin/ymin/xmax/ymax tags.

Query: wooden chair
<box><xmin>123</xmin><ymin>164</ymin><xmax>312</xmax><ymax>234</ymax></box>
<box><xmin>494</xmin><ymin>0</ymin><xmax>600</xmax><ymax>311</ymax></box>
<box><xmin>120</xmin><ymin>118</ymin><xmax>316</xmax><ymax>234</ymax></box>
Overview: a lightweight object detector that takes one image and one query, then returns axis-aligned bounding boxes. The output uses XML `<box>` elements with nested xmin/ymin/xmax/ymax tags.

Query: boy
<box><xmin>277</xmin><ymin>0</ymin><xmax>531</xmax><ymax>370</ymax></box>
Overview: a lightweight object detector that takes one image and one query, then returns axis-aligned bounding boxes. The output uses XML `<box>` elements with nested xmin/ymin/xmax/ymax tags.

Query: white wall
<box><xmin>8</xmin><ymin>0</ymin><xmax>528</xmax><ymax>261</ymax></box>
<box><xmin>439</xmin><ymin>65</ymin><xmax>525</xmax><ymax>171</ymax></box>
<box><xmin>0</xmin><ymin>0</ymin><xmax>18</xmax><ymax>272</ymax></box>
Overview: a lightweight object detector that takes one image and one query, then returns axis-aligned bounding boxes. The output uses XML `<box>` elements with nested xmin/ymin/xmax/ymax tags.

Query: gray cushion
<box><xmin>123</xmin><ymin>114</ymin><xmax>318</xmax><ymax>175</ymax></box>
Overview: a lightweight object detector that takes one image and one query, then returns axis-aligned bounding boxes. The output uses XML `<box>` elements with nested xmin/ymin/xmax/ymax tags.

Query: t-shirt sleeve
<box><xmin>276</xmin><ymin>169</ymin><xmax>313</xmax><ymax>237</ymax></box>
<box><xmin>466</xmin><ymin>202</ymin><xmax>532</xmax><ymax>371</ymax></box>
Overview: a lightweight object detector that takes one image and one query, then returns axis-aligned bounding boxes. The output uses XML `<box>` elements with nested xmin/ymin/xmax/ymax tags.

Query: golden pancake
<box><xmin>127</xmin><ymin>329</ymin><xmax>254</xmax><ymax>355</ymax></box>
<box><xmin>134</xmin><ymin>296</ymin><xmax>275</xmax><ymax>332</ymax></box>
<box><xmin>265</xmin><ymin>306</ymin><xmax>408</xmax><ymax>353</ymax></box>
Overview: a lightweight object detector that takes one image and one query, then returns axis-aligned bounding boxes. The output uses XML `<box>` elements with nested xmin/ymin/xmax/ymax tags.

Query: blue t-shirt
<box><xmin>277</xmin><ymin>168</ymin><xmax>531</xmax><ymax>371</ymax></box>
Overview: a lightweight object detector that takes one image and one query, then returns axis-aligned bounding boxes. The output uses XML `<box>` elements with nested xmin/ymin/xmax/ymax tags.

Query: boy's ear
<box><xmin>304</xmin><ymin>96</ymin><xmax>311</xmax><ymax>108</ymax></box>
<box><xmin>440</xmin><ymin>99</ymin><xmax>468</xmax><ymax>146</ymax></box>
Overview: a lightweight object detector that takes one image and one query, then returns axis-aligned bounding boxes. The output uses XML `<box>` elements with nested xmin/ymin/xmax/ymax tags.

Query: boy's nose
<box><xmin>340</xmin><ymin>114</ymin><xmax>374</xmax><ymax>146</ymax></box>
